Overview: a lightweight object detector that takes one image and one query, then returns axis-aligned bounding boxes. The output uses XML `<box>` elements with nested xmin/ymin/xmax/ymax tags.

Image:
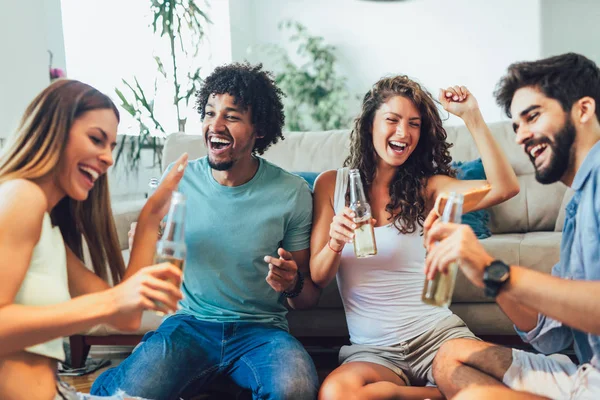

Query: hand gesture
<box><xmin>265</xmin><ymin>248</ymin><xmax>299</xmax><ymax>293</ymax></box>
<box><xmin>328</xmin><ymin>207</ymin><xmax>376</xmax><ymax>253</ymax></box>
<box><xmin>424</xmin><ymin>222</ymin><xmax>493</xmax><ymax>288</ymax></box>
<box><xmin>145</xmin><ymin>153</ymin><xmax>189</xmax><ymax>219</ymax></box>
<box><xmin>105</xmin><ymin>263</ymin><xmax>183</xmax><ymax>331</ymax></box>
<box><xmin>438</xmin><ymin>86</ymin><xmax>479</xmax><ymax>119</ymax></box>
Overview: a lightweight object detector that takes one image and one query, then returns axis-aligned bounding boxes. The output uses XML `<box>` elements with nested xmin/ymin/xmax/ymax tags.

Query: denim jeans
<box><xmin>91</xmin><ymin>314</ymin><xmax>318</xmax><ymax>400</ymax></box>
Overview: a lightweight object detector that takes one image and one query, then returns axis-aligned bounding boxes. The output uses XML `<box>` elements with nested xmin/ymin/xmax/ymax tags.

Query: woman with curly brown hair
<box><xmin>311</xmin><ymin>76</ymin><xmax>520</xmax><ymax>400</ymax></box>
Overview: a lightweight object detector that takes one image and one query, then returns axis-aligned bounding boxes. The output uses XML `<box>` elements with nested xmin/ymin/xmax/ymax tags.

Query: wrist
<box><xmin>461</xmin><ymin>109</ymin><xmax>484</xmax><ymax>129</ymax></box>
<box><xmin>328</xmin><ymin>238</ymin><xmax>344</xmax><ymax>253</ymax></box>
<box><xmin>87</xmin><ymin>290</ymin><xmax>118</xmax><ymax>324</ymax></box>
<box><xmin>483</xmin><ymin>259</ymin><xmax>511</xmax><ymax>298</ymax></box>
<box><xmin>285</xmin><ymin>274</ymin><xmax>299</xmax><ymax>292</ymax></box>
<box><xmin>139</xmin><ymin>205</ymin><xmax>163</xmax><ymax>227</ymax></box>
<box><xmin>283</xmin><ymin>271</ymin><xmax>304</xmax><ymax>298</ymax></box>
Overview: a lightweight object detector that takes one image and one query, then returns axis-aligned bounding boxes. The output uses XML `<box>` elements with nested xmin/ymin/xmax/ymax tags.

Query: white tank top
<box><xmin>334</xmin><ymin>168</ymin><xmax>451</xmax><ymax>346</ymax></box>
<box><xmin>13</xmin><ymin>212</ymin><xmax>70</xmax><ymax>361</ymax></box>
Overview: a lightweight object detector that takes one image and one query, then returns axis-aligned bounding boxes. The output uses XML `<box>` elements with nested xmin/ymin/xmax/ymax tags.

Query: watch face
<box><xmin>488</xmin><ymin>262</ymin><xmax>510</xmax><ymax>281</ymax></box>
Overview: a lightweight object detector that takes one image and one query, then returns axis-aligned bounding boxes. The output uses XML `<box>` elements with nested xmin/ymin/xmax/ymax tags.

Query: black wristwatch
<box><xmin>282</xmin><ymin>271</ymin><xmax>304</xmax><ymax>298</ymax></box>
<box><xmin>483</xmin><ymin>260</ymin><xmax>510</xmax><ymax>298</ymax></box>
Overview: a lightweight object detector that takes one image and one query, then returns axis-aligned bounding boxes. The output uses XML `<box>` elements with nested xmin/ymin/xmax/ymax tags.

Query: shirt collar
<box><xmin>571</xmin><ymin>140</ymin><xmax>600</xmax><ymax>191</ymax></box>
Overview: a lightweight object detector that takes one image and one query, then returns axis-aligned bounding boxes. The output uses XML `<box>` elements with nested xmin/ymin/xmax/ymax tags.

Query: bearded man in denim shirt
<box><xmin>424</xmin><ymin>53</ymin><xmax>600</xmax><ymax>400</ymax></box>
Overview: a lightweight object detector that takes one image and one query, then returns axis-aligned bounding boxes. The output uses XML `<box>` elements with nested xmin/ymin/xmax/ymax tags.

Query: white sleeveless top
<box><xmin>13</xmin><ymin>212</ymin><xmax>70</xmax><ymax>361</ymax></box>
<box><xmin>334</xmin><ymin>168</ymin><xmax>451</xmax><ymax>346</ymax></box>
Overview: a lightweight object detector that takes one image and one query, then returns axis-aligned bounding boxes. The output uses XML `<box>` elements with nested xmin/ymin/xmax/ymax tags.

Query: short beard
<box><xmin>535</xmin><ymin>117</ymin><xmax>576</xmax><ymax>184</ymax></box>
<box><xmin>208</xmin><ymin>157</ymin><xmax>234</xmax><ymax>171</ymax></box>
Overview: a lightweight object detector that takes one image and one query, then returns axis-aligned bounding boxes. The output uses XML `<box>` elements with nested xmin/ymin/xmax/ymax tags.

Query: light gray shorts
<box><xmin>339</xmin><ymin>313</ymin><xmax>479</xmax><ymax>386</ymax></box>
<box><xmin>504</xmin><ymin>349</ymin><xmax>600</xmax><ymax>399</ymax></box>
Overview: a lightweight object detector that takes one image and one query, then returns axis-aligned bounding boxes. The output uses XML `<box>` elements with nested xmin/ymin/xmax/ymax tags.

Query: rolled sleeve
<box><xmin>515</xmin><ymin>313</ymin><xmax>573</xmax><ymax>354</ymax></box>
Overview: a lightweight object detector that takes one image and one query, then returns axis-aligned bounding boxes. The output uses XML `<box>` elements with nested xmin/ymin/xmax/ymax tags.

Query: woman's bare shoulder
<box><xmin>0</xmin><ymin>179</ymin><xmax>48</xmax><ymax>227</ymax></box>
<box><xmin>314</xmin><ymin>170</ymin><xmax>337</xmax><ymax>187</ymax></box>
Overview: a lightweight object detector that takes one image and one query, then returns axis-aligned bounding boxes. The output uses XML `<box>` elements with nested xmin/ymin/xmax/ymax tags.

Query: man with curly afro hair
<box><xmin>92</xmin><ymin>62</ymin><xmax>320</xmax><ymax>399</ymax></box>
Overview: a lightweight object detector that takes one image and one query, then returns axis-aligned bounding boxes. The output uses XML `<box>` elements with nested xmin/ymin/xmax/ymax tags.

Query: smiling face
<box><xmin>510</xmin><ymin>86</ymin><xmax>576</xmax><ymax>184</ymax></box>
<box><xmin>372</xmin><ymin>95</ymin><xmax>422</xmax><ymax>167</ymax></box>
<box><xmin>56</xmin><ymin>109</ymin><xmax>118</xmax><ymax>201</ymax></box>
<box><xmin>202</xmin><ymin>93</ymin><xmax>257</xmax><ymax>171</ymax></box>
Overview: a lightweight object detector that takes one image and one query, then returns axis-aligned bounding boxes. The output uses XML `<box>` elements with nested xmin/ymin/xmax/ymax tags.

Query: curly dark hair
<box><xmin>344</xmin><ymin>75</ymin><xmax>455</xmax><ymax>234</ymax></box>
<box><xmin>195</xmin><ymin>62</ymin><xmax>285</xmax><ymax>155</ymax></box>
<box><xmin>495</xmin><ymin>53</ymin><xmax>600</xmax><ymax>119</ymax></box>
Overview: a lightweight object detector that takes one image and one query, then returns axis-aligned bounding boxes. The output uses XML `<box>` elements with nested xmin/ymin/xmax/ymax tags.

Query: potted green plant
<box><xmin>261</xmin><ymin>20</ymin><xmax>352</xmax><ymax>132</ymax></box>
<box><xmin>114</xmin><ymin>0</ymin><xmax>211</xmax><ymax>171</ymax></box>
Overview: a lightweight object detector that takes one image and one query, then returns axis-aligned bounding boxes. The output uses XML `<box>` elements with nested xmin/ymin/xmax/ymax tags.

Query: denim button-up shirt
<box><xmin>516</xmin><ymin>140</ymin><xmax>600</xmax><ymax>368</ymax></box>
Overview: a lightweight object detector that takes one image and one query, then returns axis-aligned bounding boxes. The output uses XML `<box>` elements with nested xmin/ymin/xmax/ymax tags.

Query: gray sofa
<box><xmin>70</xmin><ymin>121</ymin><xmax>570</xmax><ymax>366</ymax></box>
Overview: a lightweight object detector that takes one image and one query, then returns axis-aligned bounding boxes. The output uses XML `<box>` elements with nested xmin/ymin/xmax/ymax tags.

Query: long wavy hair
<box><xmin>0</xmin><ymin>79</ymin><xmax>125</xmax><ymax>284</ymax></box>
<box><xmin>344</xmin><ymin>75</ymin><xmax>455</xmax><ymax>234</ymax></box>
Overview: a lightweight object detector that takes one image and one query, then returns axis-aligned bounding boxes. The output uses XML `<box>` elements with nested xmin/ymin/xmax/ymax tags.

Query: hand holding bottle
<box><xmin>348</xmin><ymin>169</ymin><xmax>377</xmax><ymax>258</ymax></box>
<box><xmin>328</xmin><ymin>207</ymin><xmax>376</xmax><ymax>253</ymax></box>
<box><xmin>105</xmin><ymin>263</ymin><xmax>183</xmax><ymax>331</ymax></box>
<box><xmin>422</xmin><ymin>192</ymin><xmax>464</xmax><ymax>307</ymax></box>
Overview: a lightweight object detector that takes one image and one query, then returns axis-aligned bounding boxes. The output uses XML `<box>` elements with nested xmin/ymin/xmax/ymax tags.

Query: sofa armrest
<box><xmin>112</xmin><ymin>199</ymin><xmax>146</xmax><ymax>250</ymax></box>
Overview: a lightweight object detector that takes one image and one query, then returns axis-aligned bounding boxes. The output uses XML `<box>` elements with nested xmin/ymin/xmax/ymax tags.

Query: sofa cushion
<box><xmin>519</xmin><ymin>231</ymin><xmax>562</xmax><ymax>274</ymax></box>
<box><xmin>293</xmin><ymin>171</ymin><xmax>320</xmax><ymax>191</ymax></box>
<box><xmin>450</xmin><ymin>303</ymin><xmax>516</xmax><ymax>335</ymax></box>
<box><xmin>452</xmin><ymin>159</ymin><xmax>491</xmax><ymax>239</ymax></box>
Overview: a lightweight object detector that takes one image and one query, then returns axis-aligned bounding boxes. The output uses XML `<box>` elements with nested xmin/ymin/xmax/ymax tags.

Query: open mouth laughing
<box><xmin>208</xmin><ymin>134</ymin><xmax>233</xmax><ymax>155</ymax></box>
<box><xmin>388</xmin><ymin>140</ymin><xmax>409</xmax><ymax>155</ymax></box>
<box><xmin>78</xmin><ymin>164</ymin><xmax>100</xmax><ymax>188</ymax></box>
<box><xmin>526</xmin><ymin>142</ymin><xmax>550</xmax><ymax>168</ymax></box>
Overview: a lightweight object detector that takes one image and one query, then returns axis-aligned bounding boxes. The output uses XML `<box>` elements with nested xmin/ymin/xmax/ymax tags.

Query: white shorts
<box><xmin>503</xmin><ymin>349</ymin><xmax>600</xmax><ymax>399</ymax></box>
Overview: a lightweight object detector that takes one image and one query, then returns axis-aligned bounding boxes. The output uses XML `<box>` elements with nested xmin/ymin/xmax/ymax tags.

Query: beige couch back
<box><xmin>163</xmin><ymin>121</ymin><xmax>567</xmax><ymax>234</ymax></box>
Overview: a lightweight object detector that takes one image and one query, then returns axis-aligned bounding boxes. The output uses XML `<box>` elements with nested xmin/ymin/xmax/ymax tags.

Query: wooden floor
<box><xmin>62</xmin><ymin>347</ymin><xmax>339</xmax><ymax>397</ymax></box>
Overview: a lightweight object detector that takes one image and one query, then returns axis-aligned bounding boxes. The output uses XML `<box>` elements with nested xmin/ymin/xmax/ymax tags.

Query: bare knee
<box><xmin>433</xmin><ymin>339</ymin><xmax>468</xmax><ymax>376</ymax></box>
<box><xmin>319</xmin><ymin>375</ymin><xmax>358</xmax><ymax>400</ymax></box>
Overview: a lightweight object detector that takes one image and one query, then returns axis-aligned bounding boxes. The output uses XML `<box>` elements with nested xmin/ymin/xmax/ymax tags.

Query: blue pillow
<box><xmin>450</xmin><ymin>159</ymin><xmax>492</xmax><ymax>239</ymax></box>
<box><xmin>294</xmin><ymin>171</ymin><xmax>320</xmax><ymax>191</ymax></box>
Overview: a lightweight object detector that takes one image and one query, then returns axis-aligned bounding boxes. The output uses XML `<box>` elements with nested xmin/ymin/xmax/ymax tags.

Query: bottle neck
<box><xmin>349</xmin><ymin>172</ymin><xmax>367</xmax><ymax>205</ymax></box>
<box><xmin>161</xmin><ymin>201</ymin><xmax>186</xmax><ymax>242</ymax></box>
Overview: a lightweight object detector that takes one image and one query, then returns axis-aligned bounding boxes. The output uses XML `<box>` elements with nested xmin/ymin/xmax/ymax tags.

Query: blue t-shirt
<box><xmin>162</xmin><ymin>157</ymin><xmax>312</xmax><ymax>330</ymax></box>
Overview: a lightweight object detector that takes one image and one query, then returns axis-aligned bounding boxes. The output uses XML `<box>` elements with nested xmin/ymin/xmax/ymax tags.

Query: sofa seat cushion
<box><xmin>450</xmin><ymin>303</ymin><xmax>516</xmax><ymax>335</ymax></box>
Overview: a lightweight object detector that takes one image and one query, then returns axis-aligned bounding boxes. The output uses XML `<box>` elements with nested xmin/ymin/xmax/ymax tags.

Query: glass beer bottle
<box><xmin>349</xmin><ymin>169</ymin><xmax>377</xmax><ymax>258</ymax></box>
<box><xmin>421</xmin><ymin>192</ymin><xmax>464</xmax><ymax>307</ymax></box>
<box><xmin>155</xmin><ymin>191</ymin><xmax>187</xmax><ymax>272</ymax></box>
<box><xmin>154</xmin><ymin>192</ymin><xmax>187</xmax><ymax>314</ymax></box>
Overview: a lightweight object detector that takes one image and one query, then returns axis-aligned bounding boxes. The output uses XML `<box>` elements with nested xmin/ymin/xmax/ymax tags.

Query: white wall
<box><xmin>541</xmin><ymin>0</ymin><xmax>600</xmax><ymax>64</ymax></box>
<box><xmin>0</xmin><ymin>0</ymin><xmax>66</xmax><ymax>140</ymax></box>
<box><xmin>230</xmin><ymin>0</ymin><xmax>542</xmax><ymax>125</ymax></box>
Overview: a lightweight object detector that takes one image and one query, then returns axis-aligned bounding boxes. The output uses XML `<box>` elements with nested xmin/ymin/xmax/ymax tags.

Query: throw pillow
<box><xmin>450</xmin><ymin>159</ymin><xmax>492</xmax><ymax>239</ymax></box>
<box><xmin>294</xmin><ymin>171</ymin><xmax>320</xmax><ymax>191</ymax></box>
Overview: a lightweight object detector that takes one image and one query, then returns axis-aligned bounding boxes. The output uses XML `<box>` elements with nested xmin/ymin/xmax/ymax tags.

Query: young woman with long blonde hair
<box><xmin>0</xmin><ymin>79</ymin><xmax>187</xmax><ymax>400</ymax></box>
